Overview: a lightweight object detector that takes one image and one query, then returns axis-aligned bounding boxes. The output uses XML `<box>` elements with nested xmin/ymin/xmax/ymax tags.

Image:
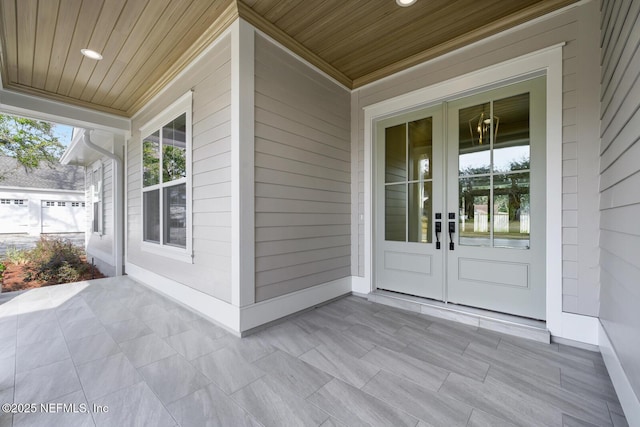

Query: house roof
<box><xmin>0</xmin><ymin>156</ymin><xmax>84</xmax><ymax>191</ymax></box>
<box><xmin>0</xmin><ymin>0</ymin><xmax>578</xmax><ymax>118</ymax></box>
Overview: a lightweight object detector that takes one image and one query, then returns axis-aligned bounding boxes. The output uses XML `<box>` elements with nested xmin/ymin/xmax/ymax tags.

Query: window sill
<box><xmin>141</xmin><ymin>241</ymin><xmax>193</xmax><ymax>264</ymax></box>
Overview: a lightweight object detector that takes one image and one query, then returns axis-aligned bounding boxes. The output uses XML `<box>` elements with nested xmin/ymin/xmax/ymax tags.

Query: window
<box><xmin>1</xmin><ymin>199</ymin><xmax>10</xmax><ymax>204</ymax></box>
<box><xmin>72</xmin><ymin>202</ymin><xmax>80</xmax><ymax>207</ymax></box>
<box><xmin>140</xmin><ymin>92</ymin><xmax>192</xmax><ymax>258</ymax></box>
<box><xmin>90</xmin><ymin>162</ymin><xmax>103</xmax><ymax>234</ymax></box>
<box><xmin>45</xmin><ymin>201</ymin><xmax>55</xmax><ymax>207</ymax></box>
<box><xmin>57</xmin><ymin>201</ymin><xmax>66</xmax><ymax>207</ymax></box>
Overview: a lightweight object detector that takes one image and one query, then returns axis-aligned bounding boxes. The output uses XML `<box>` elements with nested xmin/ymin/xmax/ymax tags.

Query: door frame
<box><xmin>361</xmin><ymin>44</ymin><xmax>578</xmax><ymax>339</ymax></box>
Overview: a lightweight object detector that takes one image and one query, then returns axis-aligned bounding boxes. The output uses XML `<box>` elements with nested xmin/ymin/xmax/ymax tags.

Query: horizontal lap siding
<box><xmin>254</xmin><ymin>34</ymin><xmax>351</xmax><ymax>302</ymax></box>
<box><xmin>127</xmin><ymin>35</ymin><xmax>232</xmax><ymax>302</ymax></box>
<box><xmin>599</xmin><ymin>0</ymin><xmax>640</xmax><ymax>398</ymax></box>
<box><xmin>353</xmin><ymin>3</ymin><xmax>602</xmax><ymax>316</ymax></box>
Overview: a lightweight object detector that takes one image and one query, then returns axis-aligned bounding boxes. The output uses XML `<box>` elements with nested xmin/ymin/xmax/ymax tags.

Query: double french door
<box><xmin>375</xmin><ymin>77</ymin><xmax>546</xmax><ymax>320</ymax></box>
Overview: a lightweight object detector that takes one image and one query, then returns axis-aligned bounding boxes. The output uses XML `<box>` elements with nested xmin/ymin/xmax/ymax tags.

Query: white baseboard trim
<box><xmin>125</xmin><ymin>262</ymin><xmax>240</xmax><ymax>333</ymax></box>
<box><xmin>599</xmin><ymin>322</ymin><xmax>640</xmax><ymax>426</ymax></box>
<box><xmin>351</xmin><ymin>276</ymin><xmax>371</xmax><ymax>294</ymax></box>
<box><xmin>240</xmin><ymin>276</ymin><xmax>352</xmax><ymax>332</ymax></box>
<box><xmin>559</xmin><ymin>312</ymin><xmax>599</xmax><ymax>345</ymax></box>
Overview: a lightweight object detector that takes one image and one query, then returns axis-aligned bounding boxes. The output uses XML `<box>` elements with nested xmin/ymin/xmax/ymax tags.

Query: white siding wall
<box><xmin>599</xmin><ymin>0</ymin><xmax>640</xmax><ymax>399</ymax></box>
<box><xmin>127</xmin><ymin>35</ymin><xmax>232</xmax><ymax>302</ymax></box>
<box><xmin>352</xmin><ymin>1</ymin><xmax>602</xmax><ymax>316</ymax></box>
<box><xmin>254</xmin><ymin>35</ymin><xmax>351</xmax><ymax>302</ymax></box>
<box><xmin>86</xmin><ymin>158</ymin><xmax>113</xmax><ymax>261</ymax></box>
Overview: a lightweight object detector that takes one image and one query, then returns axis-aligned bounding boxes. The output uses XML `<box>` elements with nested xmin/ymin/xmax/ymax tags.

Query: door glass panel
<box><xmin>493</xmin><ymin>93</ymin><xmax>530</xmax><ymax>173</ymax></box>
<box><xmin>385</xmin><ymin>124</ymin><xmax>406</xmax><ymax>183</ymax></box>
<box><xmin>459</xmin><ymin>175</ymin><xmax>491</xmax><ymax>247</ymax></box>
<box><xmin>385</xmin><ymin>184</ymin><xmax>406</xmax><ymax>241</ymax></box>
<box><xmin>458</xmin><ymin>102</ymin><xmax>491</xmax><ymax>175</ymax></box>
<box><xmin>493</xmin><ymin>173</ymin><xmax>530</xmax><ymax>248</ymax></box>
<box><xmin>408</xmin><ymin>182</ymin><xmax>432</xmax><ymax>243</ymax></box>
<box><xmin>409</xmin><ymin>118</ymin><xmax>432</xmax><ymax>181</ymax></box>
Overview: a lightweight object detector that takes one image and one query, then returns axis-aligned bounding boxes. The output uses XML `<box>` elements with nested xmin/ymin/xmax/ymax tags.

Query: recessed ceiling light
<box><xmin>80</xmin><ymin>49</ymin><xmax>103</xmax><ymax>60</ymax></box>
<box><xmin>396</xmin><ymin>0</ymin><xmax>417</xmax><ymax>6</ymax></box>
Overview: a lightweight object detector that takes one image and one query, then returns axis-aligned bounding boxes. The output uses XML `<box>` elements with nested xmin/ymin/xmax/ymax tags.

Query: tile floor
<box><xmin>0</xmin><ymin>276</ymin><xmax>628</xmax><ymax>427</ymax></box>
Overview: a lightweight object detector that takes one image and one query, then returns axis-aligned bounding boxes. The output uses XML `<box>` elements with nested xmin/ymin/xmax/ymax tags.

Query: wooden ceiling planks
<box><xmin>0</xmin><ymin>0</ymin><xmax>579</xmax><ymax>117</ymax></box>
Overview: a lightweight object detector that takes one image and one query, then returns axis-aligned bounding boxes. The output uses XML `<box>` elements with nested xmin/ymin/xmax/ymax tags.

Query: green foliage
<box><xmin>143</xmin><ymin>138</ymin><xmax>160</xmax><ymax>186</ymax></box>
<box><xmin>0</xmin><ymin>262</ymin><xmax>5</xmax><ymax>278</ymax></box>
<box><xmin>22</xmin><ymin>237</ymin><xmax>88</xmax><ymax>284</ymax></box>
<box><xmin>162</xmin><ymin>145</ymin><xmax>186</xmax><ymax>182</ymax></box>
<box><xmin>0</xmin><ymin>114</ymin><xmax>65</xmax><ymax>177</ymax></box>
<box><xmin>4</xmin><ymin>246</ymin><xmax>29</xmax><ymax>265</ymax></box>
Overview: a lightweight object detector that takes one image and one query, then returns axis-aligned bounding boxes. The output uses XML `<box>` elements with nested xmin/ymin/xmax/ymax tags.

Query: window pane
<box><xmin>385</xmin><ymin>184</ymin><xmax>406</xmax><ymax>241</ymax></box>
<box><xmin>143</xmin><ymin>190</ymin><xmax>160</xmax><ymax>243</ymax></box>
<box><xmin>163</xmin><ymin>184</ymin><xmax>187</xmax><ymax>248</ymax></box>
<box><xmin>493</xmin><ymin>173</ymin><xmax>530</xmax><ymax>249</ymax></box>
<box><xmin>408</xmin><ymin>181</ymin><xmax>432</xmax><ymax>243</ymax></box>
<box><xmin>459</xmin><ymin>175</ymin><xmax>491</xmax><ymax>247</ymax></box>
<box><xmin>493</xmin><ymin>93</ymin><xmax>530</xmax><ymax>173</ymax></box>
<box><xmin>163</xmin><ymin>113</ymin><xmax>187</xmax><ymax>183</ymax></box>
<box><xmin>143</xmin><ymin>131</ymin><xmax>160</xmax><ymax>187</ymax></box>
<box><xmin>459</xmin><ymin>102</ymin><xmax>491</xmax><ymax>175</ymax></box>
<box><xmin>408</xmin><ymin>118</ymin><xmax>433</xmax><ymax>181</ymax></box>
<box><xmin>385</xmin><ymin>124</ymin><xmax>406</xmax><ymax>183</ymax></box>
<box><xmin>93</xmin><ymin>202</ymin><xmax>99</xmax><ymax>233</ymax></box>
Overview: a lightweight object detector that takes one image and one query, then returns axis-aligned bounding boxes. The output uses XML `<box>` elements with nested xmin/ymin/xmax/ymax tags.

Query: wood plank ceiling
<box><xmin>0</xmin><ymin>0</ymin><xmax>577</xmax><ymax>117</ymax></box>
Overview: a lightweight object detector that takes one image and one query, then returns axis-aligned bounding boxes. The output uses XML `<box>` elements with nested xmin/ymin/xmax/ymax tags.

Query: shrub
<box><xmin>0</xmin><ymin>262</ymin><xmax>5</xmax><ymax>278</ymax></box>
<box><xmin>5</xmin><ymin>246</ymin><xmax>29</xmax><ymax>265</ymax></box>
<box><xmin>23</xmin><ymin>237</ymin><xmax>88</xmax><ymax>284</ymax></box>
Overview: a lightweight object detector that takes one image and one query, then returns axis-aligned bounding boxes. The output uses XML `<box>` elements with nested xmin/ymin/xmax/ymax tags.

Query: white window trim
<box><xmin>90</xmin><ymin>160</ymin><xmax>103</xmax><ymax>236</ymax></box>
<box><xmin>139</xmin><ymin>91</ymin><xmax>193</xmax><ymax>264</ymax></box>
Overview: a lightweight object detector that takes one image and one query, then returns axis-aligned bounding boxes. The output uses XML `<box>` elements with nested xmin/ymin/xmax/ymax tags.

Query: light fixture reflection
<box><xmin>396</xmin><ymin>0</ymin><xmax>417</xmax><ymax>6</ymax></box>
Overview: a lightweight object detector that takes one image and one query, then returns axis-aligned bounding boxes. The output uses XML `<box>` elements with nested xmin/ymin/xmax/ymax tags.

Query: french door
<box><xmin>375</xmin><ymin>77</ymin><xmax>546</xmax><ymax>320</ymax></box>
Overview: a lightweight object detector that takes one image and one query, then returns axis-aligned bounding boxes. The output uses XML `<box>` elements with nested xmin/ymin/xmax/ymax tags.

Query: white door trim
<box><xmin>363</xmin><ymin>44</ymin><xmax>573</xmax><ymax>339</ymax></box>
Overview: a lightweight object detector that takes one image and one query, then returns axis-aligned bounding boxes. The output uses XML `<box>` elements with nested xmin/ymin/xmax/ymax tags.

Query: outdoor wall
<box><xmin>599</xmin><ymin>0</ymin><xmax>640</xmax><ymax>400</ymax></box>
<box><xmin>254</xmin><ymin>34</ymin><xmax>351</xmax><ymax>302</ymax></box>
<box><xmin>127</xmin><ymin>34</ymin><xmax>232</xmax><ymax>302</ymax></box>
<box><xmin>351</xmin><ymin>0</ymin><xmax>602</xmax><ymax>317</ymax></box>
<box><xmin>85</xmin><ymin>155</ymin><xmax>115</xmax><ymax>277</ymax></box>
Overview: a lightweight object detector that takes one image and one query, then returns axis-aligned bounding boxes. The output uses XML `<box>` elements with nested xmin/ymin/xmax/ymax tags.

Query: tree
<box><xmin>0</xmin><ymin>114</ymin><xmax>65</xmax><ymax>172</ymax></box>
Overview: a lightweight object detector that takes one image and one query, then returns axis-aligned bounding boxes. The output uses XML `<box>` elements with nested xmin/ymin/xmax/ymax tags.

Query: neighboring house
<box><xmin>0</xmin><ymin>156</ymin><xmax>84</xmax><ymax>235</ymax></box>
<box><xmin>0</xmin><ymin>0</ymin><xmax>639</xmax><ymax>422</ymax></box>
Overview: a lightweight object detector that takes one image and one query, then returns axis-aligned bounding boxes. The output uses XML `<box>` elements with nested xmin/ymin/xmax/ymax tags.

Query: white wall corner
<box><xmin>231</xmin><ymin>19</ymin><xmax>256</xmax><ymax>308</ymax></box>
<box><xmin>599</xmin><ymin>322</ymin><xmax>640</xmax><ymax>426</ymax></box>
<box><xmin>351</xmin><ymin>276</ymin><xmax>372</xmax><ymax>295</ymax></box>
<box><xmin>240</xmin><ymin>276</ymin><xmax>352</xmax><ymax>332</ymax></box>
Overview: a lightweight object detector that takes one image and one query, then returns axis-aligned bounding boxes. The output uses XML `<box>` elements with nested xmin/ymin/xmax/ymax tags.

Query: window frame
<box><xmin>90</xmin><ymin>160</ymin><xmax>103</xmax><ymax>235</ymax></box>
<box><xmin>139</xmin><ymin>91</ymin><xmax>193</xmax><ymax>263</ymax></box>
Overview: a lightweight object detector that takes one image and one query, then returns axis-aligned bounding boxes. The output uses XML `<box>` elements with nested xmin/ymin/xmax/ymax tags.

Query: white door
<box><xmin>41</xmin><ymin>201</ymin><xmax>85</xmax><ymax>233</ymax></box>
<box><xmin>375</xmin><ymin>106</ymin><xmax>444</xmax><ymax>300</ymax></box>
<box><xmin>375</xmin><ymin>77</ymin><xmax>546</xmax><ymax>320</ymax></box>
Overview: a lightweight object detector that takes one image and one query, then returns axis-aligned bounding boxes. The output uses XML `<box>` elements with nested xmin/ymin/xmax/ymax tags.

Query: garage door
<box><xmin>41</xmin><ymin>201</ymin><xmax>85</xmax><ymax>233</ymax></box>
<box><xmin>0</xmin><ymin>199</ymin><xmax>29</xmax><ymax>233</ymax></box>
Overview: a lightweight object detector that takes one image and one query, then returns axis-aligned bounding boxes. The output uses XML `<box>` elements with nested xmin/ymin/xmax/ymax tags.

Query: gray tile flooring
<box><xmin>0</xmin><ymin>276</ymin><xmax>629</xmax><ymax>427</ymax></box>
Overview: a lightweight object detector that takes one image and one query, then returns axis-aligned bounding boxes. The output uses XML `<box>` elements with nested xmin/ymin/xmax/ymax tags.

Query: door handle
<box><xmin>448</xmin><ymin>214</ymin><xmax>456</xmax><ymax>250</ymax></box>
<box><xmin>435</xmin><ymin>221</ymin><xmax>442</xmax><ymax>250</ymax></box>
